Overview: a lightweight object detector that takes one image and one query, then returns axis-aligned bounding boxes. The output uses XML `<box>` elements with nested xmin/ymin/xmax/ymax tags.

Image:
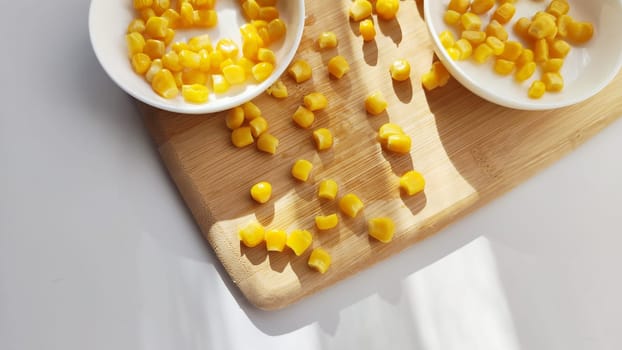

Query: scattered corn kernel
<box><xmin>313</xmin><ymin>128</ymin><xmax>334</xmax><ymax>151</ymax></box>
<box><xmin>542</xmin><ymin>58</ymin><xmax>564</xmax><ymax>73</ymax></box>
<box><xmin>447</xmin><ymin>47</ymin><xmax>461</xmax><ymax>60</ymax></box>
<box><xmin>432</xmin><ymin>61</ymin><xmax>451</xmax><ymax>87</ymax></box>
<box><xmin>473</xmin><ymin>43</ymin><xmax>494</xmax><ymax>63</ymax></box>
<box><xmin>493</xmin><ymin>3</ymin><xmax>516</xmax><ymax>24</ymax></box>
<box><xmin>318</xmin><ymin>179</ymin><xmax>338</xmax><ymax>200</ymax></box>
<box><xmin>145</xmin><ymin>16</ymin><xmax>169</xmax><ymax>39</ymax></box>
<box><xmin>528</xmin><ymin>15</ymin><xmax>557</xmax><ymax>40</ymax></box>
<box><xmin>376</xmin><ymin>0</ymin><xmax>400</xmax><ymax>20</ymax></box>
<box><xmin>181</xmin><ymin>84</ymin><xmax>209</xmax><ymax>103</ymax></box>
<box><xmin>494</xmin><ymin>59</ymin><xmax>515</xmax><ymax>75</ymax></box>
<box><xmin>145</xmin><ymin>58</ymin><xmax>163</xmax><ymax>83</ymax></box>
<box><xmin>368</xmin><ymin>217</ymin><xmax>395</xmax><ymax>243</ymax></box>
<box><xmin>250</xmin><ymin>181</ymin><xmax>272</xmax><ymax>203</ymax></box>
<box><xmin>256</xmin><ymin>133</ymin><xmax>279</xmax><ymax>154</ymax></box>
<box><xmin>399</xmin><ymin>170</ymin><xmax>425</xmax><ymax>196</ymax></box>
<box><xmin>499</xmin><ymin>41</ymin><xmax>523</xmax><ymax>61</ymax></box>
<box><xmin>378</xmin><ymin>123</ymin><xmax>404</xmax><ymax>143</ymax></box>
<box><xmin>359</xmin><ymin>19</ymin><xmax>376</xmax><ymax>42</ymax></box>
<box><xmin>212</xmin><ymin>74</ymin><xmax>230</xmax><ymax>93</ymax></box>
<box><xmin>131</xmin><ymin>53</ymin><xmax>152</xmax><ymax>75</ymax></box>
<box><xmin>286</xmin><ymin>229</ymin><xmax>313</xmax><ymax>256</ymax></box>
<box><xmin>444</xmin><ymin>10</ymin><xmax>462</xmax><ymax>26</ymax></box>
<box><xmin>516</xmin><ymin>49</ymin><xmax>534</xmax><ymax>67</ymax></box>
<box><xmin>243</xmin><ymin>101</ymin><xmax>262</xmax><ymax>120</ymax></box>
<box><xmin>386</xmin><ymin>133</ymin><xmax>412</xmax><ymax>153</ymax></box>
<box><xmin>365</xmin><ymin>91</ymin><xmax>388</xmax><ymax>115</ymax></box>
<box><xmin>126</xmin><ymin>32</ymin><xmax>146</xmax><ymax>57</ymax></box>
<box><xmin>223</xmin><ymin>64</ymin><xmax>246</xmax><ymax>85</ymax></box>
<box><xmin>528</xmin><ymin>80</ymin><xmax>546</xmax><ymax>99</ymax></box>
<box><xmin>327</xmin><ymin>55</ymin><xmax>350</xmax><ymax>79</ymax></box>
<box><xmin>454</xmin><ymin>38</ymin><xmax>473</xmax><ymax>60</ymax></box>
<box><xmin>461</xmin><ymin>12</ymin><xmax>482</xmax><ymax>31</ymax></box>
<box><xmin>226</xmin><ymin>107</ymin><xmax>245</xmax><ymax>130</ymax></box>
<box><xmin>304</xmin><ymin>92</ymin><xmax>328</xmax><ymax>111</ymax></box>
<box><xmin>151</xmin><ymin>69</ymin><xmax>179</xmax><ymax>99</ymax></box>
<box><xmin>547</xmin><ymin>0</ymin><xmax>570</xmax><ymax>18</ymax></box>
<box><xmin>251</xmin><ymin>62</ymin><xmax>274</xmax><ymax>82</ymax></box>
<box><xmin>318</xmin><ymin>31</ymin><xmax>338</xmax><ymax>49</ymax></box>
<box><xmin>534</xmin><ymin>38</ymin><xmax>549</xmax><ymax>63</ymax></box>
<box><xmin>291</xmin><ymin>159</ymin><xmax>313</xmax><ymax>182</ymax></box>
<box><xmin>448</xmin><ymin>0</ymin><xmax>470</xmax><ymax>14</ymax></box>
<box><xmin>471</xmin><ymin>0</ymin><xmax>495</xmax><ymax>14</ymax></box>
<box><xmin>339</xmin><ymin>193</ymin><xmax>364</xmax><ymax>218</ymax></box>
<box><xmin>239</xmin><ymin>221</ymin><xmax>265</xmax><ymax>248</ymax></box>
<box><xmin>439</xmin><ymin>30</ymin><xmax>456</xmax><ymax>49</ymax></box>
<box><xmin>292</xmin><ymin>106</ymin><xmax>315</xmax><ymax>128</ymax></box>
<box><xmin>265</xmin><ymin>229</ymin><xmax>287</xmax><ymax>252</ymax></box>
<box><xmin>349</xmin><ymin>0</ymin><xmax>373</xmax><ymax>21</ymax></box>
<box><xmin>542</xmin><ymin>72</ymin><xmax>564</xmax><ymax>92</ymax></box>
<box><xmin>549</xmin><ymin>39</ymin><xmax>571</xmax><ymax>59</ymax></box>
<box><xmin>515</xmin><ymin>61</ymin><xmax>536</xmax><ymax>82</ymax></box>
<box><xmin>288</xmin><ymin>59</ymin><xmax>312</xmax><ymax>83</ymax></box>
<box><xmin>486</xmin><ymin>36</ymin><xmax>505</xmax><ymax>56</ymax></box>
<box><xmin>266</xmin><ymin>80</ymin><xmax>288</xmax><ymax>98</ymax></box>
<box><xmin>308</xmin><ymin>248</ymin><xmax>331</xmax><ymax>274</ymax></box>
<box><xmin>231</xmin><ymin>127</ymin><xmax>254</xmax><ymax>148</ymax></box>
<box><xmin>315</xmin><ymin>214</ymin><xmax>339</xmax><ymax>230</ymax></box>
<box><xmin>390</xmin><ymin>59</ymin><xmax>411</xmax><ymax>81</ymax></box>
<box><xmin>485</xmin><ymin>20</ymin><xmax>508</xmax><ymax>41</ymax></box>
<box><xmin>249</xmin><ymin>116</ymin><xmax>268</xmax><ymax>137</ymax></box>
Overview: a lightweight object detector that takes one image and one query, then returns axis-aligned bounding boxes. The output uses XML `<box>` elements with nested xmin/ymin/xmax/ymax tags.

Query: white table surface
<box><xmin>2</xmin><ymin>2</ymin><xmax>621</xmax><ymax>350</ymax></box>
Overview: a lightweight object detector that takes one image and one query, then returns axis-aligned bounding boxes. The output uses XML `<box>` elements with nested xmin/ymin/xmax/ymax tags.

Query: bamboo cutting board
<box><xmin>140</xmin><ymin>0</ymin><xmax>622</xmax><ymax>310</ymax></box>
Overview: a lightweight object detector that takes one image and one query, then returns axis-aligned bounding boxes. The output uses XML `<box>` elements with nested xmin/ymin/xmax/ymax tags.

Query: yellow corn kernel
<box><xmin>212</xmin><ymin>74</ymin><xmax>230</xmax><ymax>93</ymax></box>
<box><xmin>513</xmin><ymin>17</ymin><xmax>531</xmax><ymax>40</ymax></box>
<box><xmin>516</xmin><ymin>49</ymin><xmax>534</xmax><ymax>67</ymax></box>
<box><xmin>550</xmin><ymin>39</ymin><xmax>571</xmax><ymax>59</ymax></box>
<box><xmin>242</xmin><ymin>35</ymin><xmax>260</xmax><ymax>60</ymax></box>
<box><xmin>139</xmin><ymin>8</ymin><xmax>156</xmax><ymax>22</ymax></box>
<box><xmin>292</xmin><ymin>106</ymin><xmax>315</xmax><ymax>129</ymax></box>
<box><xmin>386</xmin><ymin>133</ymin><xmax>412</xmax><ymax>153</ymax></box>
<box><xmin>470</xmin><ymin>0</ymin><xmax>495</xmax><ymax>14</ymax></box>
<box><xmin>198</xmin><ymin>49</ymin><xmax>212</xmax><ymax>72</ymax></box>
<box><xmin>131</xmin><ymin>53</ymin><xmax>152</xmax><ymax>75</ymax></box>
<box><xmin>494</xmin><ymin>58</ymin><xmax>515</xmax><ymax>75</ymax></box>
<box><xmin>288</xmin><ymin>59</ymin><xmax>312</xmax><ymax>83</ymax></box>
<box><xmin>461</xmin><ymin>12</ymin><xmax>482</xmax><ymax>31</ymax></box>
<box><xmin>242</xmin><ymin>0</ymin><xmax>260</xmax><ymax>19</ymax></box>
<box><xmin>220</xmin><ymin>57</ymin><xmax>236</xmax><ymax>70</ymax></box>
<box><xmin>528</xmin><ymin>15</ymin><xmax>557</xmax><ymax>40</ymax></box>
<box><xmin>143</xmin><ymin>39</ymin><xmax>165</xmax><ymax>59</ymax></box>
<box><xmin>151</xmin><ymin>69</ymin><xmax>178</xmax><ymax>99</ymax></box>
<box><xmin>250</xmin><ymin>181</ymin><xmax>272</xmax><ymax>203</ymax></box>
<box><xmin>242</xmin><ymin>101</ymin><xmax>262</xmax><ymax>120</ymax></box>
<box><xmin>174</xmin><ymin>72</ymin><xmax>183</xmax><ymax>88</ymax></box>
<box><xmin>499</xmin><ymin>41</ymin><xmax>523</xmax><ymax>61</ymax></box>
<box><xmin>542</xmin><ymin>72</ymin><xmax>564</xmax><ymax>92</ymax></box>
<box><xmin>448</xmin><ymin>0</ymin><xmax>470</xmax><ymax>14</ymax></box>
<box><xmin>308</xmin><ymin>248</ymin><xmax>331</xmax><ymax>274</ymax></box>
<box><xmin>390</xmin><ymin>59</ymin><xmax>411</xmax><ymax>81</ymax></box>
<box><xmin>161</xmin><ymin>9</ymin><xmax>181</xmax><ymax>28</ymax></box>
<box><xmin>179</xmin><ymin>49</ymin><xmax>201</xmax><ymax>69</ymax></box>
<box><xmin>237</xmin><ymin>57</ymin><xmax>255</xmax><ymax>74</ymax></box>
<box><xmin>439</xmin><ymin>30</ymin><xmax>456</xmax><ymax>49</ymax></box>
<box><xmin>223</xmin><ymin>64</ymin><xmax>246</xmax><ymax>84</ymax></box>
<box><xmin>365</xmin><ymin>91</ymin><xmax>388</xmax><ymax>115</ymax></box>
<box><xmin>447</xmin><ymin>47</ymin><xmax>461</xmax><ymax>60</ymax></box>
<box><xmin>134</xmin><ymin>0</ymin><xmax>153</xmax><ymax>10</ymax></box>
<box><xmin>161</xmin><ymin>51</ymin><xmax>182</xmax><ymax>72</ymax></box>
<box><xmin>432</xmin><ymin>61</ymin><xmax>451</xmax><ymax>87</ymax></box>
<box><xmin>251</xmin><ymin>62</ymin><xmax>274</xmax><ymax>82</ymax></box>
<box><xmin>291</xmin><ymin>159</ymin><xmax>313</xmax><ymax>182</ymax></box>
<box><xmin>239</xmin><ymin>221</ymin><xmax>265</xmax><ymax>248</ymax></box>
<box><xmin>127</xmin><ymin>18</ymin><xmax>146</xmax><ymax>33</ymax></box>
<box><xmin>258</xmin><ymin>6</ymin><xmax>279</xmax><ymax>21</ymax></box>
<box><xmin>359</xmin><ymin>19</ymin><xmax>376</xmax><ymax>42</ymax></box>
<box><xmin>528</xmin><ymin>80</ymin><xmax>546</xmax><ymax>99</ymax></box>
<box><xmin>473</xmin><ymin>43</ymin><xmax>494</xmax><ymax>63</ymax></box>
<box><xmin>163</xmin><ymin>28</ymin><xmax>175</xmax><ymax>46</ymax></box>
<box><xmin>454</xmin><ymin>38</ymin><xmax>473</xmax><ymax>60</ymax></box>
<box><xmin>327</xmin><ymin>55</ymin><xmax>350</xmax><ymax>79</ymax></box>
<box><xmin>349</xmin><ymin>0</ymin><xmax>373</xmax><ymax>21</ymax></box>
<box><xmin>249</xmin><ymin>116</ymin><xmax>268</xmax><ymax>138</ymax></box>
<box><xmin>181</xmin><ymin>84</ymin><xmax>209</xmax><ymax>103</ymax></box>
<box><xmin>378</xmin><ymin>123</ymin><xmax>404</xmax><ymax>143</ymax></box>
<box><xmin>547</xmin><ymin>0</ymin><xmax>570</xmax><ymax>17</ymax></box>
<box><xmin>556</xmin><ymin>14</ymin><xmax>573</xmax><ymax>39</ymax></box>
<box><xmin>193</xmin><ymin>9</ymin><xmax>218</xmax><ymax>27</ymax></box>
<box><xmin>286</xmin><ymin>230</ymin><xmax>312</xmax><ymax>256</ymax></box>
<box><xmin>339</xmin><ymin>193</ymin><xmax>364</xmax><ymax>218</ymax></box>
<box><xmin>421</xmin><ymin>71</ymin><xmax>440</xmax><ymax>91</ymax></box>
<box><xmin>485</xmin><ymin>20</ymin><xmax>508</xmax><ymax>41</ymax></box>
<box><xmin>209</xmin><ymin>50</ymin><xmax>225</xmax><ymax>72</ymax></box>
<box><xmin>145</xmin><ymin>59</ymin><xmax>162</xmax><ymax>83</ymax></box>
<box><xmin>542</xmin><ymin>58</ymin><xmax>564</xmax><ymax>73</ymax></box>
<box><xmin>368</xmin><ymin>217</ymin><xmax>395</xmax><ymax>243</ymax></box>
<box><xmin>534</xmin><ymin>38</ymin><xmax>549</xmax><ymax>63</ymax></box>
<box><xmin>256</xmin><ymin>133</ymin><xmax>279</xmax><ymax>154</ymax></box>
<box><xmin>304</xmin><ymin>92</ymin><xmax>328</xmax><ymax>111</ymax></box>
<box><xmin>267</xmin><ymin>18</ymin><xmax>287</xmax><ymax>42</ymax></box>
<box><xmin>315</xmin><ymin>214</ymin><xmax>339</xmax><ymax>230</ymax></box>
<box><xmin>180</xmin><ymin>2</ymin><xmax>194</xmax><ymax>26</ymax></box>
<box><xmin>461</xmin><ymin>30</ymin><xmax>487</xmax><ymax>46</ymax></box>
<box><xmin>313</xmin><ymin>128</ymin><xmax>333</xmax><ymax>151</ymax></box>
<box><xmin>231</xmin><ymin>127</ymin><xmax>254</xmax><ymax>148</ymax></box>
<box><xmin>144</xmin><ymin>16</ymin><xmax>169</xmax><ymax>39</ymax></box>
<box><xmin>515</xmin><ymin>61</ymin><xmax>536</xmax><ymax>82</ymax></box>
<box><xmin>318</xmin><ymin>31</ymin><xmax>339</xmax><ymax>48</ymax></box>
<box><xmin>126</xmin><ymin>32</ymin><xmax>146</xmax><ymax>57</ymax></box>
<box><xmin>152</xmin><ymin>0</ymin><xmax>170</xmax><ymax>15</ymax></box>
<box><xmin>493</xmin><ymin>3</ymin><xmax>516</xmax><ymax>24</ymax></box>
<box><xmin>257</xmin><ymin>27</ymin><xmax>272</xmax><ymax>48</ymax></box>
<box><xmin>226</xmin><ymin>107</ymin><xmax>245</xmax><ymax>130</ymax></box>
<box><xmin>171</xmin><ymin>41</ymin><xmax>189</xmax><ymax>53</ymax></box>
<box><xmin>376</xmin><ymin>0</ymin><xmax>400</xmax><ymax>20</ymax></box>
<box><xmin>181</xmin><ymin>69</ymin><xmax>207</xmax><ymax>85</ymax></box>
<box><xmin>266</xmin><ymin>80</ymin><xmax>288</xmax><ymax>98</ymax></box>
<box><xmin>265</xmin><ymin>229</ymin><xmax>287</xmax><ymax>252</ymax></box>
<box><xmin>188</xmin><ymin>34</ymin><xmax>213</xmax><ymax>52</ymax></box>
<box><xmin>257</xmin><ymin>48</ymin><xmax>276</xmax><ymax>64</ymax></box>
<box><xmin>486</xmin><ymin>36</ymin><xmax>505</xmax><ymax>56</ymax></box>
<box><xmin>216</xmin><ymin>38</ymin><xmax>239</xmax><ymax>59</ymax></box>
<box><xmin>399</xmin><ymin>170</ymin><xmax>425</xmax><ymax>196</ymax></box>
<box><xmin>318</xmin><ymin>179</ymin><xmax>339</xmax><ymax>200</ymax></box>
<box><xmin>444</xmin><ymin>10</ymin><xmax>462</xmax><ymax>26</ymax></box>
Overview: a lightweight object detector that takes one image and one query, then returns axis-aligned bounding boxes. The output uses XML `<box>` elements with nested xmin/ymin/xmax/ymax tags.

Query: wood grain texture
<box><xmin>140</xmin><ymin>0</ymin><xmax>622</xmax><ymax>310</ymax></box>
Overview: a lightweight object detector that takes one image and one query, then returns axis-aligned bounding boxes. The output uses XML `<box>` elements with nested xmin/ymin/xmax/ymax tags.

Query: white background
<box><xmin>1</xmin><ymin>1</ymin><xmax>621</xmax><ymax>349</ymax></box>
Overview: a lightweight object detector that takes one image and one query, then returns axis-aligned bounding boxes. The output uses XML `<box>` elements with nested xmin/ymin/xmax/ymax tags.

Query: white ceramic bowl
<box><xmin>424</xmin><ymin>0</ymin><xmax>622</xmax><ymax>110</ymax></box>
<box><xmin>89</xmin><ymin>0</ymin><xmax>305</xmax><ymax>114</ymax></box>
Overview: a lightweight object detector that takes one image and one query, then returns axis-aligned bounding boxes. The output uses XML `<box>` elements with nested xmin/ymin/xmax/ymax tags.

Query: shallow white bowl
<box><xmin>89</xmin><ymin>0</ymin><xmax>305</xmax><ymax>114</ymax></box>
<box><xmin>424</xmin><ymin>0</ymin><xmax>622</xmax><ymax>110</ymax></box>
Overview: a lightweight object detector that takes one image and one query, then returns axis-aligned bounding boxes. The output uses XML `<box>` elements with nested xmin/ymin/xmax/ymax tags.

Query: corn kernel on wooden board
<box><xmin>140</xmin><ymin>0</ymin><xmax>622</xmax><ymax>310</ymax></box>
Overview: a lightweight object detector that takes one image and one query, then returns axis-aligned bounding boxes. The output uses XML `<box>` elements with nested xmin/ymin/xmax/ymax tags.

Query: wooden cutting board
<box><xmin>140</xmin><ymin>0</ymin><xmax>622</xmax><ymax>310</ymax></box>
